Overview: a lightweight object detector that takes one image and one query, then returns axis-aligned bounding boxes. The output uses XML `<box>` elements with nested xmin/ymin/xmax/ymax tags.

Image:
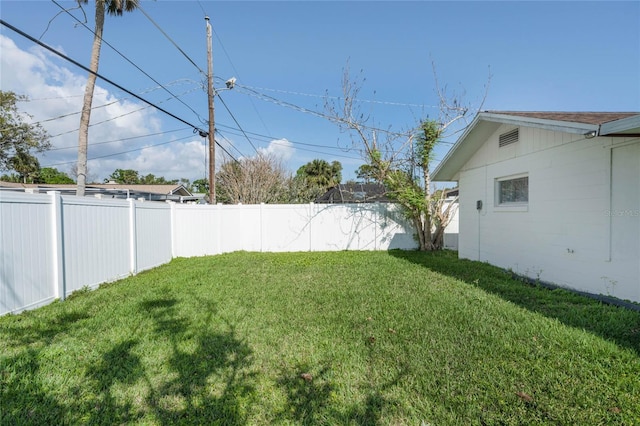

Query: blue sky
<box><xmin>1</xmin><ymin>1</ymin><xmax>638</xmax><ymax>184</ymax></box>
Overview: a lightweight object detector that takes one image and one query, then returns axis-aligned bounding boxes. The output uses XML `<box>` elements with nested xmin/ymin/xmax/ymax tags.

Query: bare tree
<box><xmin>216</xmin><ymin>153</ymin><xmax>291</xmax><ymax>204</ymax></box>
<box><xmin>325</xmin><ymin>63</ymin><xmax>490</xmax><ymax>250</ymax></box>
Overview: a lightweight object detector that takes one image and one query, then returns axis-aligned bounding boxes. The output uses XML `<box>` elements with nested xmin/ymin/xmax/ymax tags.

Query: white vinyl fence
<box><xmin>1</xmin><ymin>192</ymin><xmax>459</xmax><ymax>315</ymax></box>
<box><xmin>0</xmin><ymin>191</ymin><xmax>173</xmax><ymax>315</ymax></box>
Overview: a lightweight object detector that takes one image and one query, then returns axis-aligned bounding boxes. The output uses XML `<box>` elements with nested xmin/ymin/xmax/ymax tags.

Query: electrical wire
<box><xmin>214</xmin><ymin>130</ymin><xmax>249</xmax><ymax>160</ymax></box>
<box><xmin>241</xmin><ymin>84</ymin><xmax>440</xmax><ymax>109</ymax></box>
<box><xmin>51</xmin><ymin>0</ymin><xmax>206</xmax><ymax>123</ymax></box>
<box><xmin>215</xmin><ymin>92</ymin><xmax>260</xmax><ymax>155</ymax></box>
<box><xmin>216</xmin><ymin>124</ymin><xmax>360</xmax><ymax>157</ymax></box>
<box><xmin>208</xmin><ymin>21</ymin><xmax>272</xmax><ymax>136</ymax></box>
<box><xmin>45</xmin><ymin>128</ymin><xmax>190</xmax><ymax>152</ymax></box>
<box><xmin>235</xmin><ymin>84</ymin><xmax>413</xmax><ymax>139</ymax></box>
<box><xmin>41</xmin><ymin>133</ymin><xmax>196</xmax><ymax>167</ymax></box>
<box><xmin>212</xmin><ymin>131</ymin><xmax>241</xmax><ymax>164</ymax></box>
<box><xmin>137</xmin><ymin>3</ymin><xmax>207</xmax><ymax>77</ymax></box>
<box><xmin>23</xmin><ymin>86</ymin><xmax>200</xmax><ymax>134</ymax></box>
<box><xmin>0</xmin><ymin>19</ymin><xmax>209</xmax><ymax>137</ymax></box>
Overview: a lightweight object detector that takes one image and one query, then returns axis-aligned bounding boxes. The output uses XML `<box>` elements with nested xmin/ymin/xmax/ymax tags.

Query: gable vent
<box><xmin>499</xmin><ymin>128</ymin><xmax>519</xmax><ymax>147</ymax></box>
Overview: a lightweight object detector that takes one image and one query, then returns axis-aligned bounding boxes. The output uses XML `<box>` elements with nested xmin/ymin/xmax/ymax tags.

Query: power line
<box><xmin>242</xmin><ymin>84</ymin><xmax>440</xmax><ymax>109</ymax></box>
<box><xmin>209</xmin><ymin>22</ymin><xmax>272</xmax><ymax>136</ymax></box>
<box><xmin>216</xmin><ymin>124</ymin><xmax>359</xmax><ymax>156</ymax></box>
<box><xmin>214</xmin><ymin>130</ymin><xmax>249</xmax><ymax>160</ymax></box>
<box><xmin>235</xmin><ymin>84</ymin><xmax>413</xmax><ymax>139</ymax></box>
<box><xmin>51</xmin><ymin>0</ymin><xmax>205</xmax><ymax>122</ymax></box>
<box><xmin>28</xmin><ymin>86</ymin><xmax>200</xmax><ymax>133</ymax></box>
<box><xmin>137</xmin><ymin>3</ymin><xmax>207</xmax><ymax>77</ymax></box>
<box><xmin>0</xmin><ymin>19</ymin><xmax>209</xmax><ymax>137</ymax></box>
<box><xmin>216</xmin><ymin>92</ymin><xmax>260</xmax><ymax>155</ymax></box>
<box><xmin>41</xmin><ymin>134</ymin><xmax>196</xmax><ymax>167</ymax></box>
<box><xmin>46</xmin><ymin>127</ymin><xmax>191</xmax><ymax>152</ymax></box>
<box><xmin>212</xmin><ymin>131</ymin><xmax>241</xmax><ymax>164</ymax></box>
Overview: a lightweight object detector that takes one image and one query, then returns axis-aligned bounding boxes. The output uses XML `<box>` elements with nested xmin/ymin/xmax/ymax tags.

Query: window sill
<box><xmin>494</xmin><ymin>204</ymin><xmax>528</xmax><ymax>212</ymax></box>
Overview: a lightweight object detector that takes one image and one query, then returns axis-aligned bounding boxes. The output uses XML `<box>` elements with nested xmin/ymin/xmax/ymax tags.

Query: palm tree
<box><xmin>298</xmin><ymin>159</ymin><xmax>342</xmax><ymax>188</ymax></box>
<box><xmin>76</xmin><ymin>0</ymin><xmax>139</xmax><ymax>196</ymax></box>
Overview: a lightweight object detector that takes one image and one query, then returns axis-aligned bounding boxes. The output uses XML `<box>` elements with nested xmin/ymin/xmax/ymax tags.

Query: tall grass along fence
<box><xmin>1</xmin><ymin>192</ymin><xmax>449</xmax><ymax>315</ymax></box>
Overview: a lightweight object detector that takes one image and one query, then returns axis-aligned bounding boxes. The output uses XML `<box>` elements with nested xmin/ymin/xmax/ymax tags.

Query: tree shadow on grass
<box><xmin>83</xmin><ymin>339</ymin><xmax>146</xmax><ymax>424</ymax></box>
<box><xmin>1</xmin><ymin>348</ymin><xmax>69</xmax><ymax>424</ymax></box>
<box><xmin>388</xmin><ymin>250</ymin><xmax>640</xmax><ymax>355</ymax></box>
<box><xmin>140</xmin><ymin>297</ymin><xmax>256</xmax><ymax>425</ymax></box>
<box><xmin>275</xmin><ymin>362</ymin><xmax>335</xmax><ymax>425</ymax></box>
<box><xmin>1</xmin><ymin>307</ymin><xmax>90</xmax><ymax>423</ymax></box>
<box><xmin>275</xmin><ymin>337</ymin><xmax>409</xmax><ymax>424</ymax></box>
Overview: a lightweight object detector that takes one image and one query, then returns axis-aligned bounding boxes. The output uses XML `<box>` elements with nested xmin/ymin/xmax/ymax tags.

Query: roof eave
<box><xmin>432</xmin><ymin>112</ymin><xmax>602</xmax><ymax>182</ymax></box>
<box><xmin>600</xmin><ymin>114</ymin><xmax>640</xmax><ymax>135</ymax></box>
<box><xmin>479</xmin><ymin>112</ymin><xmax>599</xmax><ymax>135</ymax></box>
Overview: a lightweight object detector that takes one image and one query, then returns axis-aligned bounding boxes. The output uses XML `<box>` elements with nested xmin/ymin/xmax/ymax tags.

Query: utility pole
<box><xmin>205</xmin><ymin>16</ymin><xmax>216</xmax><ymax>204</ymax></box>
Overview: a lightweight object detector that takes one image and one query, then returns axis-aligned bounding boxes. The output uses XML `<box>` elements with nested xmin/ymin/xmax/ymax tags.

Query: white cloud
<box><xmin>258</xmin><ymin>138</ymin><xmax>295</xmax><ymax>161</ymax></box>
<box><xmin>94</xmin><ymin>139</ymin><xmax>208</xmax><ymax>182</ymax></box>
<box><xmin>0</xmin><ymin>34</ymin><xmax>194</xmax><ymax>181</ymax></box>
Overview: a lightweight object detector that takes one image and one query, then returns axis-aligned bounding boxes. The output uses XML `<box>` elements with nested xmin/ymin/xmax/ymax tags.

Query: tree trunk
<box><xmin>414</xmin><ymin>215</ymin><xmax>426</xmax><ymax>251</ymax></box>
<box><xmin>422</xmin><ymin>162</ymin><xmax>436</xmax><ymax>251</ymax></box>
<box><xmin>77</xmin><ymin>2</ymin><xmax>105</xmax><ymax>197</ymax></box>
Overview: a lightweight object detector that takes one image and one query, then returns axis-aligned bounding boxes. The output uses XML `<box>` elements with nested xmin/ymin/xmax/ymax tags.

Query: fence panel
<box><xmin>135</xmin><ymin>201</ymin><xmax>172</xmax><ymax>272</ymax></box>
<box><xmin>260</xmin><ymin>204</ymin><xmax>312</xmax><ymax>252</ymax></box>
<box><xmin>172</xmin><ymin>204</ymin><xmax>219</xmax><ymax>257</ymax></box>
<box><xmin>60</xmin><ymin>196</ymin><xmax>130</xmax><ymax>295</ymax></box>
<box><xmin>0</xmin><ymin>192</ymin><xmax>55</xmax><ymax>314</ymax></box>
<box><xmin>218</xmin><ymin>205</ymin><xmax>262</xmax><ymax>253</ymax></box>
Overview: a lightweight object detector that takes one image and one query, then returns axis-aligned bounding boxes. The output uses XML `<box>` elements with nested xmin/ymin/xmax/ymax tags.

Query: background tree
<box><xmin>8</xmin><ymin>151</ymin><xmax>40</xmax><ymax>184</ymax></box>
<box><xmin>216</xmin><ymin>153</ymin><xmax>291</xmax><ymax>204</ymax></box>
<box><xmin>191</xmin><ymin>178</ymin><xmax>209</xmax><ymax>194</ymax></box>
<box><xmin>356</xmin><ymin>163</ymin><xmax>378</xmax><ymax>183</ymax></box>
<box><xmin>37</xmin><ymin>167</ymin><xmax>75</xmax><ymax>184</ymax></box>
<box><xmin>104</xmin><ymin>169</ymin><xmax>181</xmax><ymax>185</ymax></box>
<box><xmin>105</xmin><ymin>168</ymin><xmax>140</xmax><ymax>184</ymax></box>
<box><xmin>296</xmin><ymin>159</ymin><xmax>342</xmax><ymax>188</ymax></box>
<box><xmin>0</xmin><ymin>91</ymin><xmax>51</xmax><ymax>176</ymax></box>
<box><xmin>139</xmin><ymin>173</ymin><xmax>178</xmax><ymax>185</ymax></box>
<box><xmin>76</xmin><ymin>0</ymin><xmax>140</xmax><ymax>197</ymax></box>
<box><xmin>325</xmin><ymin>65</ymin><xmax>489</xmax><ymax>250</ymax></box>
<box><xmin>292</xmin><ymin>159</ymin><xmax>343</xmax><ymax>202</ymax></box>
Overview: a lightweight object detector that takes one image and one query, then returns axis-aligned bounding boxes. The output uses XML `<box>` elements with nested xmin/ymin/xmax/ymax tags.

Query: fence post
<box><xmin>216</xmin><ymin>203</ymin><xmax>222</xmax><ymax>255</ymax></box>
<box><xmin>309</xmin><ymin>202</ymin><xmax>314</xmax><ymax>251</ymax></box>
<box><xmin>128</xmin><ymin>198</ymin><xmax>137</xmax><ymax>274</ymax></box>
<box><xmin>260</xmin><ymin>203</ymin><xmax>265</xmax><ymax>252</ymax></box>
<box><xmin>169</xmin><ymin>202</ymin><xmax>176</xmax><ymax>259</ymax></box>
<box><xmin>48</xmin><ymin>191</ymin><xmax>65</xmax><ymax>300</ymax></box>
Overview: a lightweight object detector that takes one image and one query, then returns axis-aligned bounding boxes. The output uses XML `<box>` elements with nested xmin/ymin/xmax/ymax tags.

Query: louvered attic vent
<box><xmin>499</xmin><ymin>128</ymin><xmax>519</xmax><ymax>147</ymax></box>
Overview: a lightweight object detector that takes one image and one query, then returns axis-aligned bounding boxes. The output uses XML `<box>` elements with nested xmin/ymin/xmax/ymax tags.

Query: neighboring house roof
<box><xmin>433</xmin><ymin>111</ymin><xmax>640</xmax><ymax>181</ymax></box>
<box><xmin>0</xmin><ymin>182</ymin><xmax>197</xmax><ymax>202</ymax></box>
<box><xmin>315</xmin><ymin>183</ymin><xmax>392</xmax><ymax>203</ymax></box>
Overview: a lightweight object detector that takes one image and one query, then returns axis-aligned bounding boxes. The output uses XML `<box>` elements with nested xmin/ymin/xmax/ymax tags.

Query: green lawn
<box><xmin>2</xmin><ymin>251</ymin><xmax>639</xmax><ymax>425</ymax></box>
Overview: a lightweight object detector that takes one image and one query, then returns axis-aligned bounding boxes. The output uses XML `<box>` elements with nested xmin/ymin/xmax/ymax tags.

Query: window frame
<box><xmin>494</xmin><ymin>173</ymin><xmax>529</xmax><ymax>210</ymax></box>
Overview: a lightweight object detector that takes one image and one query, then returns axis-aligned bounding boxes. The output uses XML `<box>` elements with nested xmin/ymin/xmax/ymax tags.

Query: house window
<box><xmin>496</xmin><ymin>175</ymin><xmax>528</xmax><ymax>205</ymax></box>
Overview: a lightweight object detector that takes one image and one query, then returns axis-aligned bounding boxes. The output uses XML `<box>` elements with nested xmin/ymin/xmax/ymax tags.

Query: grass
<box><xmin>1</xmin><ymin>250</ymin><xmax>639</xmax><ymax>425</ymax></box>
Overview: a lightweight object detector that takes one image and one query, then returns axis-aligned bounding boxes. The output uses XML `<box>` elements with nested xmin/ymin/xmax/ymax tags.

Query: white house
<box><xmin>433</xmin><ymin>111</ymin><xmax>640</xmax><ymax>302</ymax></box>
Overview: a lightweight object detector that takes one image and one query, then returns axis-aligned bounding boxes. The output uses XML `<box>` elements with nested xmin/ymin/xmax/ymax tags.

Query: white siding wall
<box><xmin>458</xmin><ymin>125</ymin><xmax>640</xmax><ymax>301</ymax></box>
